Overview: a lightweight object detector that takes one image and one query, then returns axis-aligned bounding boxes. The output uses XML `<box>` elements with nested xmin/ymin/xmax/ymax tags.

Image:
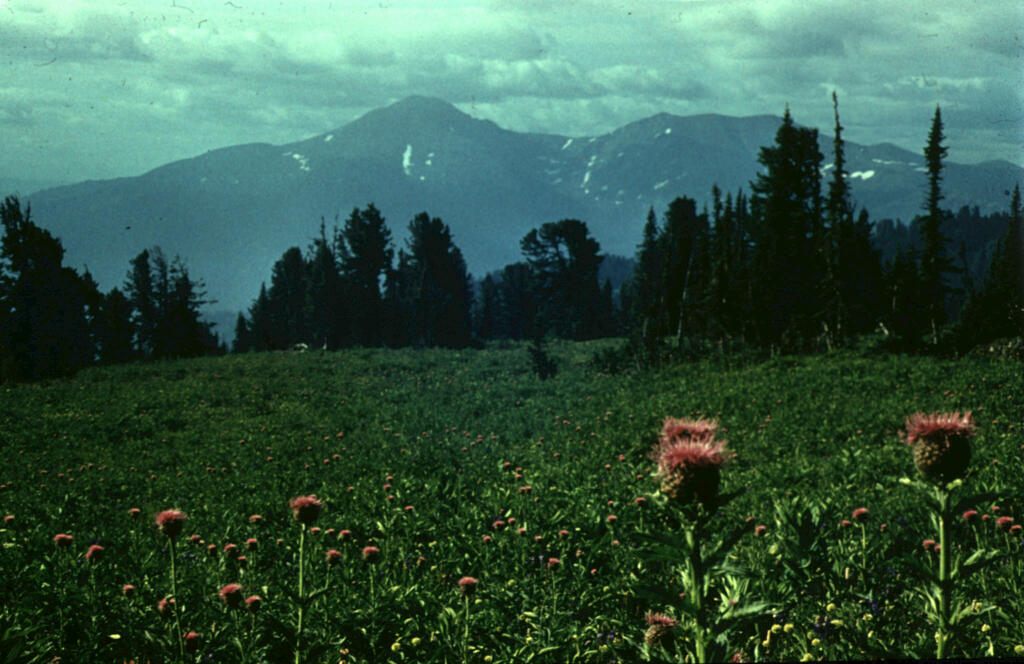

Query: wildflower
<box><xmin>607</xmin><ymin>515</ymin><xmax>617</xmax><ymax>524</ymax></box>
<box><xmin>219</xmin><ymin>583</ymin><xmax>244</xmax><ymax>609</ymax></box>
<box><xmin>655</xmin><ymin>433</ymin><xmax>730</xmax><ymax>508</ymax></box>
<box><xmin>482</xmin><ymin>535</ymin><xmax>492</xmax><ymax>544</ymax></box>
<box><xmin>404</xmin><ymin>505</ymin><xmax>414</xmax><ymax>513</ymax></box>
<box><xmin>155</xmin><ymin>510</ymin><xmax>187</xmax><ymax>538</ymax></box>
<box><xmin>518</xmin><ymin>486</ymin><xmax>532</xmax><ymax>494</ymax></box>
<box><xmin>643</xmin><ymin>612</ymin><xmax>678</xmax><ymax>648</ymax></box>
<box><xmin>122</xmin><ymin>584</ymin><xmax>135</xmax><ymax>597</ymax></box>
<box><xmin>492</xmin><ymin>520</ymin><xmax>506</xmax><ymax>530</ymax></box>
<box><xmin>245</xmin><ymin>538</ymin><xmax>258</xmax><ymax>550</ymax></box>
<box><xmin>223</xmin><ymin>543</ymin><xmax>237</xmax><ymax>556</ymax></box>
<box><xmin>659</xmin><ymin>417</ymin><xmax>718</xmax><ymax>447</ymax></box>
<box><xmin>755</xmin><ymin>525</ymin><xmax>767</xmax><ymax>537</ymax></box>
<box><xmin>922</xmin><ymin>539</ymin><xmax>937</xmax><ymax>551</ymax></box>
<box><xmin>1010</xmin><ymin>524</ymin><xmax>1022</xmax><ymax>535</ymax></box>
<box><xmin>457</xmin><ymin>576</ymin><xmax>478</xmax><ymax>596</ymax></box>
<box><xmin>851</xmin><ymin>507</ymin><xmax>869</xmax><ymax>523</ymax></box>
<box><xmin>962</xmin><ymin>509</ymin><xmax>979</xmax><ymax>523</ymax></box>
<box><xmin>289</xmin><ymin>495</ymin><xmax>323</xmax><ymax>524</ymax></box>
<box><xmin>558</xmin><ymin>529</ymin><xmax>569</xmax><ymax>539</ymax></box>
<box><xmin>338</xmin><ymin>529</ymin><xmax>353</xmax><ymax>541</ymax></box>
<box><xmin>237</xmin><ymin>555</ymin><xmax>247</xmax><ymax>568</ymax></box>
<box><xmin>840</xmin><ymin>520</ymin><xmax>851</xmax><ymax>528</ymax></box>
<box><xmin>249</xmin><ymin>514</ymin><xmax>262</xmax><ymax>524</ymax></box>
<box><xmin>634</xmin><ymin>496</ymin><xmax>647</xmax><ymax>506</ymax></box>
<box><xmin>157</xmin><ymin>597</ymin><xmax>175</xmax><ymax>618</ymax></box>
<box><xmin>517</xmin><ymin>527</ymin><xmax>527</xmax><ymax>536</ymax></box>
<box><xmin>309</xmin><ymin>527</ymin><xmax>321</xmax><ymax>535</ymax></box>
<box><xmin>184</xmin><ymin>631</ymin><xmax>200</xmax><ymax>653</ymax></box>
<box><xmin>904</xmin><ymin>412</ymin><xmax>975</xmax><ymax>483</ymax></box>
<box><xmin>362</xmin><ymin>545</ymin><xmax>381</xmax><ymax>562</ymax></box>
<box><xmin>996</xmin><ymin>516</ymin><xmax>1015</xmax><ymax>531</ymax></box>
<box><xmin>188</xmin><ymin>534</ymin><xmax>201</xmax><ymax>544</ymax></box>
<box><xmin>127</xmin><ymin>508</ymin><xmax>141</xmax><ymax>519</ymax></box>
<box><xmin>326</xmin><ymin>549</ymin><xmax>341</xmax><ymax>565</ymax></box>
<box><xmin>85</xmin><ymin>544</ymin><xmax>104</xmax><ymax>563</ymax></box>
<box><xmin>547</xmin><ymin>557</ymin><xmax>561</xmax><ymax>570</ymax></box>
<box><xmin>245</xmin><ymin>595</ymin><xmax>262</xmax><ymax>613</ymax></box>
<box><xmin>53</xmin><ymin>533</ymin><xmax>73</xmax><ymax>547</ymax></box>
<box><xmin>206</xmin><ymin>544</ymin><xmax>218</xmax><ymax>557</ymax></box>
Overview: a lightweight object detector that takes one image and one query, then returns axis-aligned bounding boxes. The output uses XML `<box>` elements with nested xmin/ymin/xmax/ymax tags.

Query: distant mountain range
<box><xmin>13</xmin><ymin>96</ymin><xmax>1023</xmax><ymax>334</ymax></box>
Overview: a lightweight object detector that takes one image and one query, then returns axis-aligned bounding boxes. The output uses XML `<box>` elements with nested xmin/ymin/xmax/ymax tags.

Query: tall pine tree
<box><xmin>918</xmin><ymin>105</ymin><xmax>955</xmax><ymax>345</ymax></box>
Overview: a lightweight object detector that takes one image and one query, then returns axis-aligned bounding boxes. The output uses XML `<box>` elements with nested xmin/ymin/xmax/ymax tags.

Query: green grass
<box><xmin>1</xmin><ymin>341</ymin><xmax>1022</xmax><ymax>662</ymax></box>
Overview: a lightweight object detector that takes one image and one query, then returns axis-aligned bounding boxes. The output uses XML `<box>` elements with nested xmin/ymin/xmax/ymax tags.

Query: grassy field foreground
<box><xmin>1</xmin><ymin>341</ymin><xmax>1022</xmax><ymax>662</ymax></box>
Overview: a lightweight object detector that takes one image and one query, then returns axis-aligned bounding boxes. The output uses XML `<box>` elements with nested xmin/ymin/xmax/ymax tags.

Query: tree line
<box><xmin>234</xmin><ymin>208</ymin><xmax>616</xmax><ymax>352</ymax></box>
<box><xmin>620</xmin><ymin>98</ymin><xmax>1022</xmax><ymax>357</ymax></box>
<box><xmin>0</xmin><ymin>196</ymin><xmax>220</xmax><ymax>382</ymax></box>
<box><xmin>2</xmin><ymin>96</ymin><xmax>1020</xmax><ymax>381</ymax></box>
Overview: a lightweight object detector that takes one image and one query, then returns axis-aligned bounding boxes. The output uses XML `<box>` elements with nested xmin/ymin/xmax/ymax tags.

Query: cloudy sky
<box><xmin>2</xmin><ymin>0</ymin><xmax>1022</xmax><ymax>190</ymax></box>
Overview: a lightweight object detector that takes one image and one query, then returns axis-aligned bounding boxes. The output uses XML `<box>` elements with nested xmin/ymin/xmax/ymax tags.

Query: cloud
<box><xmin>0</xmin><ymin>0</ymin><xmax>1021</xmax><ymax>187</ymax></box>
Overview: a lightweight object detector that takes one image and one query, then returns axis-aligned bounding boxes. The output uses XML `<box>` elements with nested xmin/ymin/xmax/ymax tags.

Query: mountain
<box><xmin>16</xmin><ymin>96</ymin><xmax>1024</xmax><ymax>330</ymax></box>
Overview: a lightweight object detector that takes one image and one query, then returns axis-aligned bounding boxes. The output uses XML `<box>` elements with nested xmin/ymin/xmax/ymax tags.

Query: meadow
<box><xmin>1</xmin><ymin>340</ymin><xmax>1022</xmax><ymax>663</ymax></box>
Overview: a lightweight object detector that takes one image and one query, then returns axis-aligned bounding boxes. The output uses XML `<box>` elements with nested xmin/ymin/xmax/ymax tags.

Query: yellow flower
<box><xmin>826</xmin><ymin>603</ymin><xmax>836</xmax><ymax>612</ymax></box>
<box><xmin>771</xmin><ymin>624</ymin><xmax>782</xmax><ymax>634</ymax></box>
<box><xmin>1014</xmin><ymin>645</ymin><xmax>1024</xmax><ymax>655</ymax></box>
<box><xmin>980</xmin><ymin>624</ymin><xmax>991</xmax><ymax>633</ymax></box>
<box><xmin>862</xmin><ymin>613</ymin><xmax>873</xmax><ymax>622</ymax></box>
<box><xmin>830</xmin><ymin>619</ymin><xmax>844</xmax><ymax>627</ymax></box>
<box><xmin>811</xmin><ymin>638</ymin><xmax>821</xmax><ymax>647</ymax></box>
<box><xmin>484</xmin><ymin>657</ymin><xmax>493</xmax><ymax>663</ymax></box>
<box><xmin>391</xmin><ymin>641</ymin><xmax>401</xmax><ymax>652</ymax></box>
<box><xmin>783</xmin><ymin>624</ymin><xmax>794</xmax><ymax>633</ymax></box>
<box><xmin>801</xmin><ymin>654</ymin><xmax>814</xmax><ymax>662</ymax></box>
<box><xmin>411</xmin><ymin>637</ymin><xmax>422</xmax><ymax>647</ymax></box>
<box><xmin>762</xmin><ymin>639</ymin><xmax>770</xmax><ymax>648</ymax></box>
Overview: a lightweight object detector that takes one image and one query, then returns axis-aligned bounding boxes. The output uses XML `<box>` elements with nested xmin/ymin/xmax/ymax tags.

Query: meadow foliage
<box><xmin>1</xmin><ymin>341</ymin><xmax>1022</xmax><ymax>662</ymax></box>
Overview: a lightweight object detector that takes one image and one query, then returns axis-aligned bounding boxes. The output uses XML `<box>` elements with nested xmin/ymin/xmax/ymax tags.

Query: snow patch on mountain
<box><xmin>402</xmin><ymin>144</ymin><xmax>413</xmax><ymax>175</ymax></box>
<box><xmin>324</xmin><ymin>134</ymin><xmax>334</xmax><ymax>143</ymax></box>
<box><xmin>850</xmin><ymin>170</ymin><xmax>875</xmax><ymax>180</ymax></box>
<box><xmin>561</xmin><ymin>138</ymin><xmax>573</xmax><ymax>150</ymax></box>
<box><xmin>653</xmin><ymin>180</ymin><xmax>669</xmax><ymax>190</ymax></box>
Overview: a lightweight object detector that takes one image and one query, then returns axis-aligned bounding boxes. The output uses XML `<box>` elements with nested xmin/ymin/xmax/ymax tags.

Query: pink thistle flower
<box><xmin>558</xmin><ymin>529</ymin><xmax>569</xmax><ymax>539</ymax></box>
<box><xmin>404</xmin><ymin>505</ymin><xmax>414</xmax><ymax>513</ymax></box>
<box><xmin>518</xmin><ymin>486</ymin><xmax>532</xmax><ymax>494</ymax></box>
<box><xmin>644</xmin><ymin>612</ymin><xmax>679</xmax><ymax>647</ymax></box>
<box><xmin>188</xmin><ymin>534</ymin><xmax>201</xmax><ymax>544</ymax></box>
<box><xmin>3</xmin><ymin>515</ymin><xmax>12</xmax><ymax>525</ymax></box>
<box><xmin>326</xmin><ymin>549</ymin><xmax>341</xmax><ymax>565</ymax></box>
<box><xmin>507</xmin><ymin>517</ymin><xmax>516</xmax><ymax>525</ymax></box>
<box><xmin>457</xmin><ymin>576</ymin><xmax>478</xmax><ymax>596</ymax></box>
<box><xmin>645</xmin><ymin>612</ymin><xmax>679</xmax><ymax>627</ymax></box>
<box><xmin>53</xmin><ymin>533</ymin><xmax>73</xmax><ymax>547</ymax></box>
<box><xmin>634</xmin><ymin>496</ymin><xmax>647</xmax><ymax>506</ymax></box>
<box><xmin>482</xmin><ymin>535</ymin><xmax>492</xmax><ymax>544</ymax></box>
<box><xmin>155</xmin><ymin>509</ymin><xmax>187</xmax><ymax>538</ymax></box>
<box><xmin>1010</xmin><ymin>524</ymin><xmax>1022</xmax><ymax>535</ymax></box>
<box><xmin>904</xmin><ymin>411</ymin><xmax>975</xmax><ymax>483</ymax></box>
<box><xmin>85</xmin><ymin>544</ymin><xmax>104</xmax><ymax>563</ymax></box>
<box><xmin>851</xmin><ymin>507</ymin><xmax>870</xmax><ymax>523</ymax></box>
<box><xmin>962</xmin><ymin>509</ymin><xmax>980</xmax><ymax>524</ymax></box>
<box><xmin>362</xmin><ymin>545</ymin><xmax>381</xmax><ymax>562</ymax></box>
<box><xmin>248</xmin><ymin>514</ymin><xmax>262</xmax><ymax>524</ymax></box>
<box><xmin>127</xmin><ymin>508</ymin><xmax>141</xmax><ymax>519</ymax></box>
<box><xmin>218</xmin><ymin>583</ymin><xmax>244</xmax><ymax>608</ymax></box>
<box><xmin>655</xmin><ymin>435</ymin><xmax>730</xmax><ymax>507</ymax></box>
<box><xmin>245</xmin><ymin>538</ymin><xmax>258</xmax><ymax>550</ymax></box>
<box><xmin>922</xmin><ymin>539</ymin><xmax>937</xmax><ymax>551</ymax></box>
<box><xmin>754</xmin><ymin>525</ymin><xmax>767</xmax><ymax>537</ymax></box>
<box><xmin>206</xmin><ymin>544</ymin><xmax>218</xmax><ymax>557</ymax></box>
<box><xmin>157</xmin><ymin>597</ymin><xmax>175</xmax><ymax>618</ymax></box>
<box><xmin>659</xmin><ymin>417</ymin><xmax>719</xmax><ymax>447</ymax></box>
<box><xmin>996</xmin><ymin>516</ymin><xmax>1015</xmax><ymax>531</ymax></box>
<box><xmin>237</xmin><ymin>555</ymin><xmax>247</xmax><ymax>568</ymax></box>
<box><xmin>841</xmin><ymin>520</ymin><xmax>852</xmax><ymax>528</ymax></box>
<box><xmin>289</xmin><ymin>495</ymin><xmax>323</xmax><ymax>525</ymax></box>
<box><xmin>245</xmin><ymin>595</ymin><xmax>262</xmax><ymax>613</ymax></box>
<box><xmin>184</xmin><ymin>630</ymin><xmax>200</xmax><ymax>652</ymax></box>
<box><xmin>546</xmin><ymin>557</ymin><xmax>561</xmax><ymax>570</ymax></box>
<box><xmin>122</xmin><ymin>584</ymin><xmax>135</xmax><ymax>597</ymax></box>
<box><xmin>491</xmin><ymin>520</ymin><xmax>505</xmax><ymax>531</ymax></box>
<box><xmin>309</xmin><ymin>527</ymin><xmax>321</xmax><ymax>536</ymax></box>
<box><xmin>338</xmin><ymin>529</ymin><xmax>353</xmax><ymax>541</ymax></box>
<box><xmin>607</xmin><ymin>515</ymin><xmax>618</xmax><ymax>524</ymax></box>
<box><xmin>223</xmin><ymin>543</ymin><xmax>237</xmax><ymax>556</ymax></box>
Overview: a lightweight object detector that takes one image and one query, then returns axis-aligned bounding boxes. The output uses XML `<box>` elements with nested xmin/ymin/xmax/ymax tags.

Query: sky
<box><xmin>2</xmin><ymin>0</ymin><xmax>1022</xmax><ymax>190</ymax></box>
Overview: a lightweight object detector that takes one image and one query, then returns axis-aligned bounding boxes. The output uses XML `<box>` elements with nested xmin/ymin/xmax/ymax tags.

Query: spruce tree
<box><xmin>338</xmin><ymin>204</ymin><xmax>393</xmax><ymax>346</ymax></box>
<box><xmin>918</xmin><ymin>105</ymin><xmax>955</xmax><ymax>345</ymax></box>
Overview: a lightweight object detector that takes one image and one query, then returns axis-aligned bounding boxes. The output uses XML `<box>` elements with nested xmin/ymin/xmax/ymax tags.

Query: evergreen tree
<box><xmin>337</xmin><ymin>204</ymin><xmax>393</xmax><ymax>346</ymax></box>
<box><xmin>520</xmin><ymin>219</ymin><xmax>604</xmax><ymax>340</ymax></box>
<box><xmin>232</xmin><ymin>312</ymin><xmax>251</xmax><ymax>353</ymax></box>
<box><xmin>476</xmin><ymin>274</ymin><xmax>500</xmax><ymax>340</ymax></box>
<box><xmin>956</xmin><ymin>184</ymin><xmax>1024</xmax><ymax>346</ymax></box>
<box><xmin>398</xmin><ymin>212</ymin><xmax>474</xmax><ymax>348</ymax></box>
<box><xmin>497</xmin><ymin>262</ymin><xmax>537</xmax><ymax>340</ymax></box>
<box><xmin>305</xmin><ymin>221</ymin><xmax>343</xmax><ymax>350</ymax></box>
<box><xmin>266</xmin><ymin>247</ymin><xmax>309</xmax><ymax>348</ymax></box>
<box><xmin>0</xmin><ymin>196</ymin><xmax>94</xmax><ymax>380</ymax></box>
<box><xmin>93</xmin><ymin>287</ymin><xmax>136</xmax><ymax>364</ymax></box>
<box><xmin>749</xmin><ymin>107</ymin><xmax>826</xmax><ymax>349</ymax></box>
<box><xmin>627</xmin><ymin>207</ymin><xmax>664</xmax><ymax>339</ymax></box>
<box><xmin>918</xmin><ymin>105</ymin><xmax>955</xmax><ymax>345</ymax></box>
<box><xmin>885</xmin><ymin>248</ymin><xmax>928</xmax><ymax>345</ymax></box>
<box><xmin>246</xmin><ymin>283</ymin><xmax>274</xmax><ymax>351</ymax></box>
<box><xmin>125</xmin><ymin>249</ymin><xmax>157</xmax><ymax>357</ymax></box>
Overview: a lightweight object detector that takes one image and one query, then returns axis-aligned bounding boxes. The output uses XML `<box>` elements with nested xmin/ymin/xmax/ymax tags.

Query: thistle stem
<box><xmin>169</xmin><ymin>539</ymin><xmax>185</xmax><ymax>663</ymax></box>
<box><xmin>685</xmin><ymin>517</ymin><xmax>708</xmax><ymax>664</ymax></box>
<box><xmin>462</xmin><ymin>594</ymin><xmax>470</xmax><ymax>664</ymax></box>
<box><xmin>295</xmin><ymin>524</ymin><xmax>305</xmax><ymax>664</ymax></box>
<box><xmin>937</xmin><ymin>487</ymin><xmax>951</xmax><ymax>659</ymax></box>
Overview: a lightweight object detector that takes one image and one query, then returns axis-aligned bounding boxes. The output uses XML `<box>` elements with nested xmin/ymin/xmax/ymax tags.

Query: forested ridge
<box><xmin>2</xmin><ymin>101</ymin><xmax>1020</xmax><ymax>382</ymax></box>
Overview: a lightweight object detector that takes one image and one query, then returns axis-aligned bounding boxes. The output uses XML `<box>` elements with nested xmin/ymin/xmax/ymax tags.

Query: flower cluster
<box><xmin>653</xmin><ymin>416</ymin><xmax>730</xmax><ymax>508</ymax></box>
